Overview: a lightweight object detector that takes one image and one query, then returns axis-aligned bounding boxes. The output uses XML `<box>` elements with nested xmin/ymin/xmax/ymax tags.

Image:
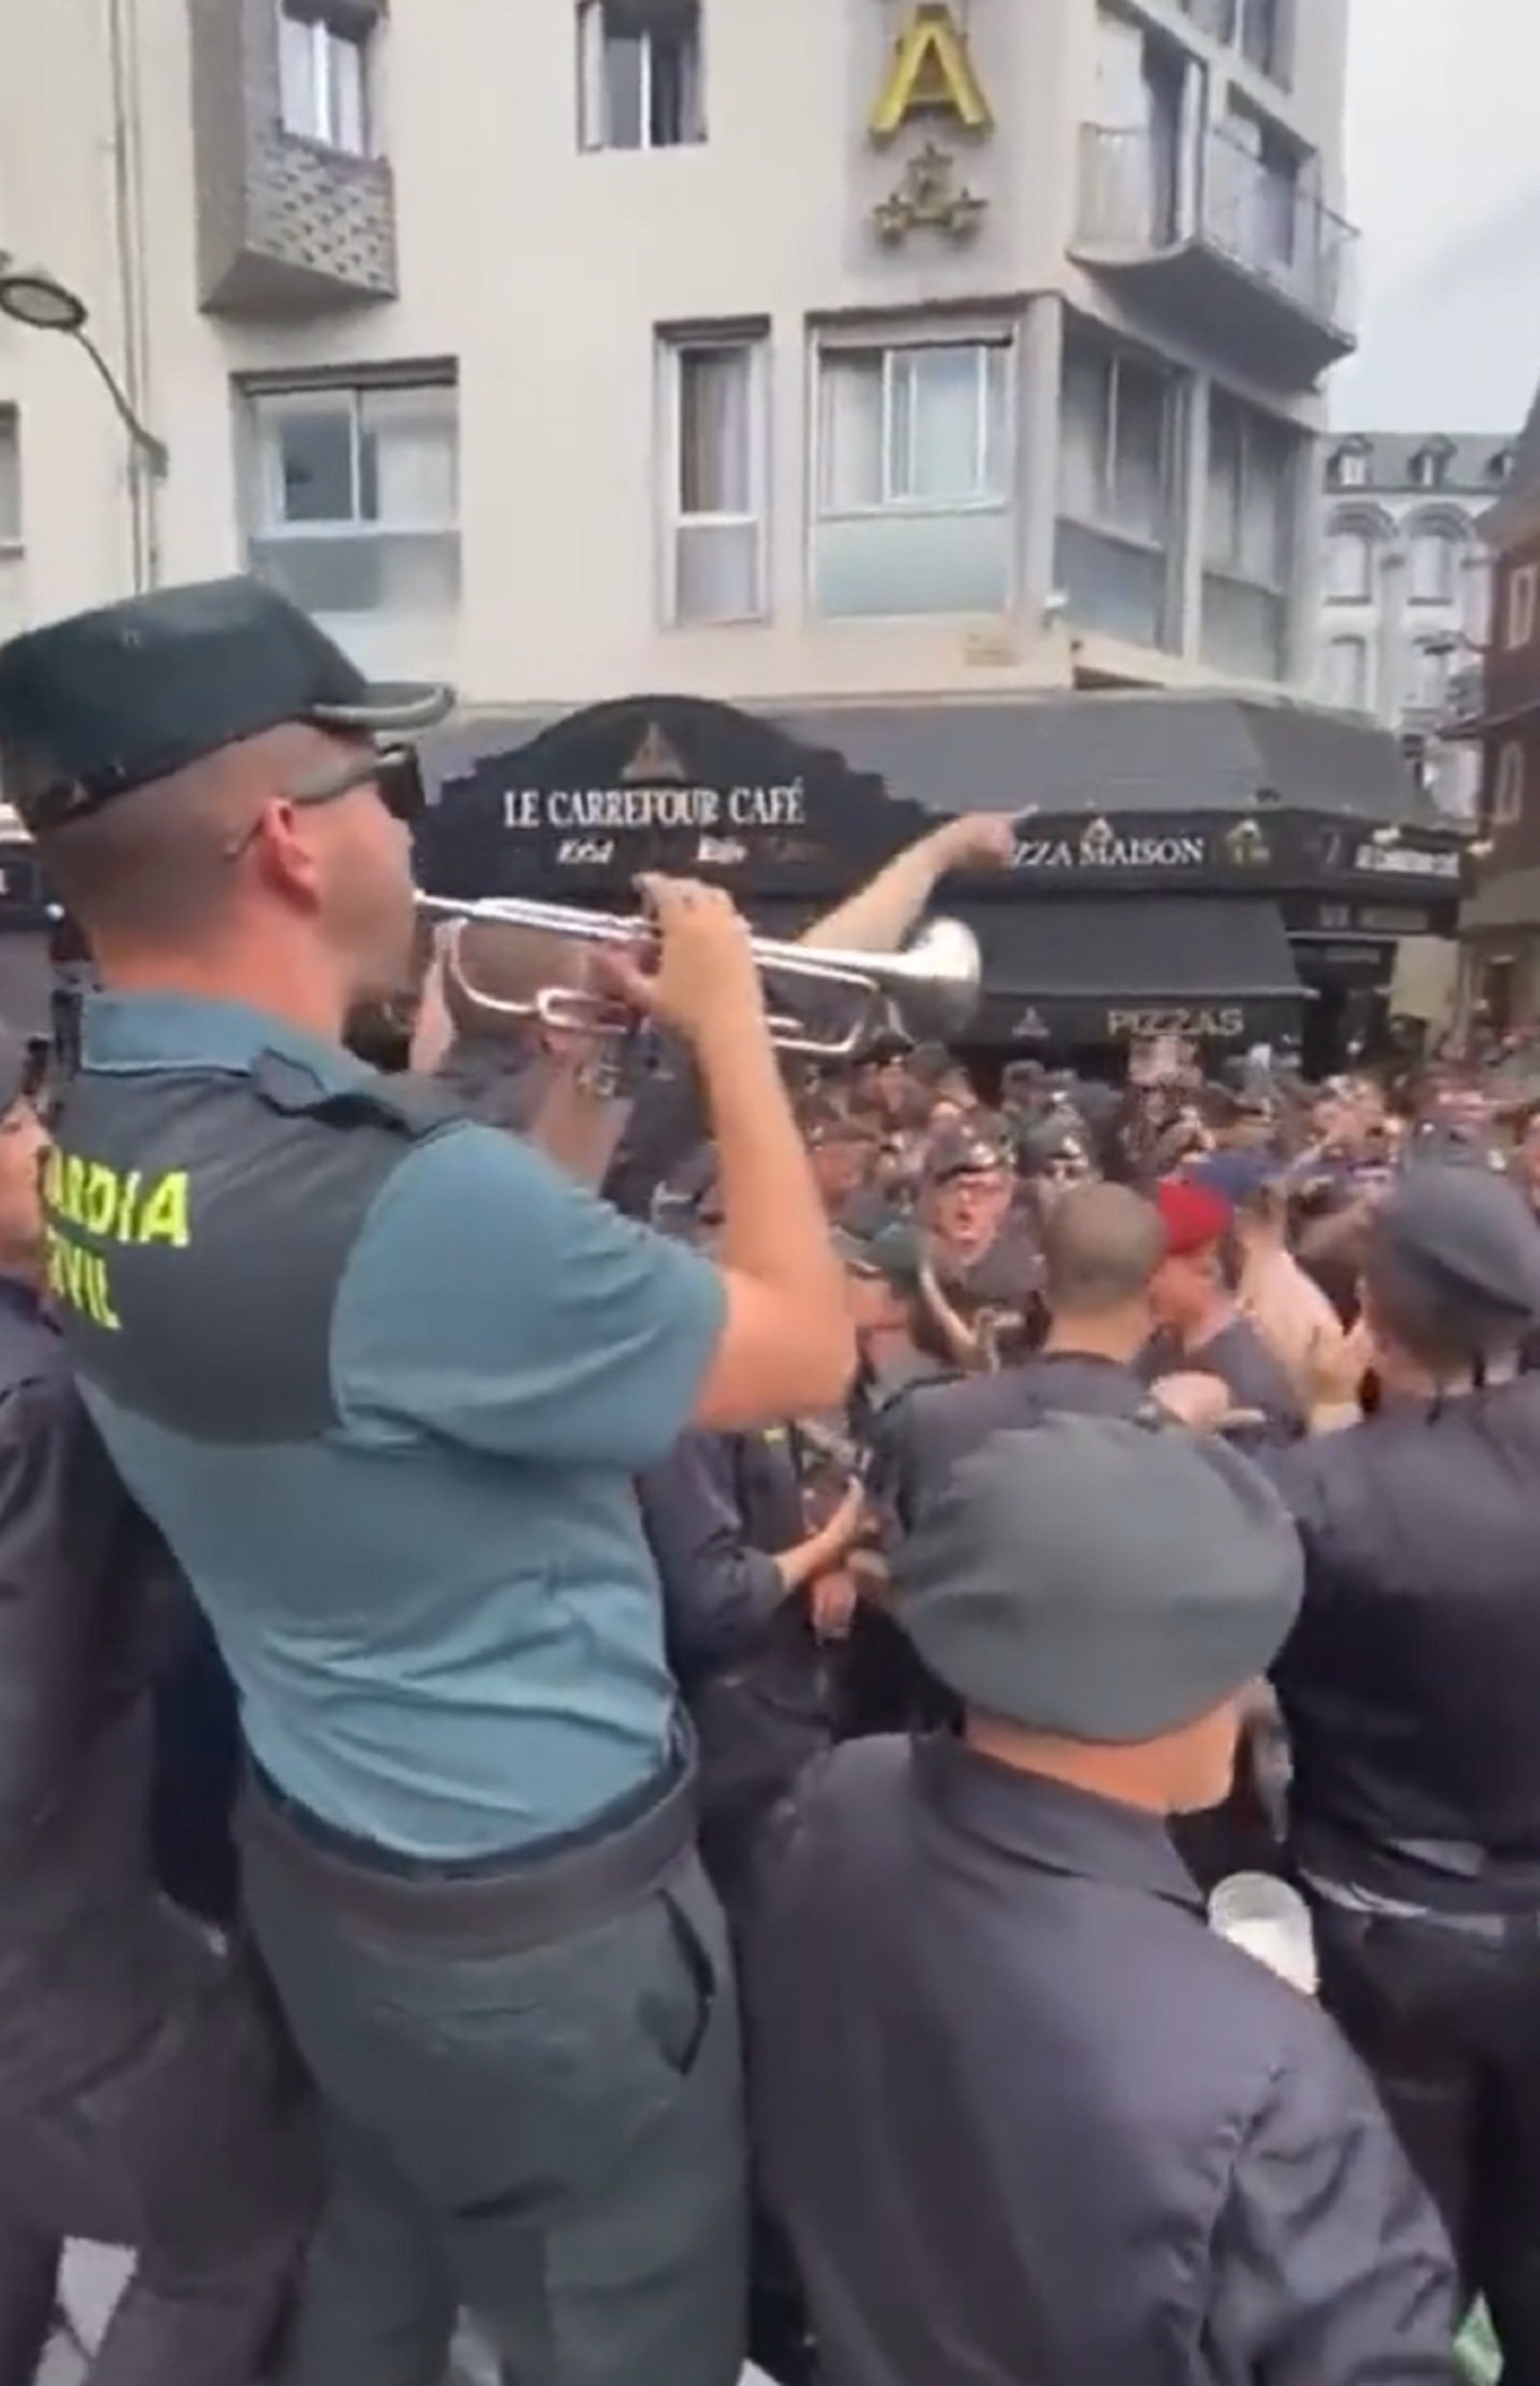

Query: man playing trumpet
<box><xmin>0</xmin><ymin>575</ymin><xmax>858</xmax><ymax>2386</ymax></box>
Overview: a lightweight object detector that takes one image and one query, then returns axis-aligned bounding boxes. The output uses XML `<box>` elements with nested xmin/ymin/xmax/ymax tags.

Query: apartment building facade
<box><xmin>1317</xmin><ymin>431</ymin><xmax>1514</xmax><ymax>822</ymax></box>
<box><xmin>0</xmin><ymin>0</ymin><xmax>1356</xmax><ymax>716</ymax></box>
<box><xmin>1458</xmin><ymin>383</ymin><xmax>1540</xmax><ymax>1029</ymax></box>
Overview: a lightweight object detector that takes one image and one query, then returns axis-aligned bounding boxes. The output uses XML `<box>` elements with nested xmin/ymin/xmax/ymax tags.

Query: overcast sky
<box><xmin>1333</xmin><ymin>0</ymin><xmax>1540</xmax><ymax>433</ymax></box>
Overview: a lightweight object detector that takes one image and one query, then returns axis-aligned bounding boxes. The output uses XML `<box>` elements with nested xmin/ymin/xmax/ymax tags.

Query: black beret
<box><xmin>892</xmin><ymin>1413</ymin><xmax>1302</xmax><ymax>1743</ymax></box>
<box><xmin>0</xmin><ymin>577</ymin><xmax>453</xmax><ymax>832</ymax></box>
<box><xmin>1370</xmin><ymin>1163</ymin><xmax>1540</xmax><ymax>1347</ymax></box>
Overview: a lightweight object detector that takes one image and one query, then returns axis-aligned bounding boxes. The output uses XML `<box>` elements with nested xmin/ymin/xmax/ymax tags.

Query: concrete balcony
<box><xmin>189</xmin><ymin>0</ymin><xmax>398</xmax><ymax>320</ymax></box>
<box><xmin>1073</xmin><ymin>122</ymin><xmax>1359</xmax><ymax>391</ymax></box>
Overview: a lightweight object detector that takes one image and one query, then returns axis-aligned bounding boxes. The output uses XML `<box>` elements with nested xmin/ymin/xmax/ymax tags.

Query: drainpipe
<box><xmin>104</xmin><ymin>0</ymin><xmax>160</xmax><ymax>590</ymax></box>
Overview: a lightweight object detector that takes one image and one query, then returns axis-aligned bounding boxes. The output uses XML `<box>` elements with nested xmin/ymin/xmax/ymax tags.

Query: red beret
<box><xmin>1155</xmin><ymin>1177</ymin><xmax>1233</xmax><ymax>1258</ymax></box>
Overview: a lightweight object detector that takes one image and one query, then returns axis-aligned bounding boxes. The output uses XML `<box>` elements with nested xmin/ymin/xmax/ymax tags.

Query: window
<box><xmin>1410</xmin><ymin>446</ymin><xmax>1450</xmax><ymax>491</ymax></box>
<box><xmin>1410</xmin><ymin>642</ymin><xmax>1450</xmax><ymax>712</ymax></box>
<box><xmin>663</xmin><ymin>338</ymin><xmax>766</xmax><ymax>625</ymax></box>
<box><xmin>1239</xmin><ymin>0</ymin><xmax>1284</xmax><ymax>77</ymax></box>
<box><xmin>276</xmin><ymin>3</ymin><xmax>369</xmax><ymax>155</ymax></box>
<box><xmin>1090</xmin><ymin>9</ymin><xmax>1184</xmax><ymax>244</ymax></box>
<box><xmin>1408</xmin><ymin>526</ymin><xmax>1459</xmax><ymax>605</ymax></box>
<box><xmin>0</xmin><ymin>413</ymin><xmax>18</xmax><ymax>548</ymax></box>
<box><xmin>1488</xmin><ymin>449</ymin><xmax>1515</xmax><ymax>487</ymax></box>
<box><xmin>1329</xmin><ymin>444</ymin><xmax>1369</xmax><ymax>490</ymax></box>
<box><xmin>1324</xmin><ymin>635</ymin><xmax>1369</xmax><ymax>711</ymax></box>
<box><xmin>578</xmin><ymin>0</ymin><xmax>703</xmax><ymax>151</ymax></box>
<box><xmin>1056</xmin><ymin>325</ymin><xmax>1176</xmax><ymax>648</ymax></box>
<box><xmin>1201</xmin><ymin>389</ymin><xmax>1296</xmax><ymax>678</ymax></box>
<box><xmin>1181</xmin><ymin>0</ymin><xmax>1237</xmax><ymax>38</ymax></box>
<box><xmin>245</xmin><ymin>378</ymin><xmax>459</xmax><ymax>631</ymax></box>
<box><xmin>1507</xmin><ymin>562</ymin><xmax>1539</xmax><ymax>652</ymax></box>
<box><xmin>1493</xmin><ymin>740</ymin><xmax>1526</xmax><ymax>829</ymax></box>
<box><xmin>1325</xmin><ymin>526</ymin><xmax>1372</xmax><ymax>602</ymax></box>
<box><xmin>1220</xmin><ymin>99</ymin><xmax>1300</xmax><ymax>272</ymax></box>
<box><xmin>813</xmin><ymin>339</ymin><xmax>1013</xmax><ymax>618</ymax></box>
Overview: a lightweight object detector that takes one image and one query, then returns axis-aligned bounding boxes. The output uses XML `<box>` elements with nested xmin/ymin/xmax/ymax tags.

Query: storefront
<box><xmin>420</xmin><ymin>695</ymin><xmax>1464</xmax><ymax>1071</ymax></box>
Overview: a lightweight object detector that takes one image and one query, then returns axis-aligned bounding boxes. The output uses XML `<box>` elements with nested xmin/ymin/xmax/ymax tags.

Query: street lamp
<box><xmin>0</xmin><ymin>264</ymin><xmax>167</xmax><ymax>476</ymax></box>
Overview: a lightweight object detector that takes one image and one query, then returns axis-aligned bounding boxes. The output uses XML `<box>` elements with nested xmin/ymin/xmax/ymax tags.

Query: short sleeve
<box><xmin>331</xmin><ymin>1123</ymin><xmax>727</xmax><ymax>1470</ymax></box>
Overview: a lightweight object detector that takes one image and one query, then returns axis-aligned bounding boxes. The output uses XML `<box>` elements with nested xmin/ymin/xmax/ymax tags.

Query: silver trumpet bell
<box><xmin>416</xmin><ymin>892</ymin><xmax>982</xmax><ymax>1058</ymax></box>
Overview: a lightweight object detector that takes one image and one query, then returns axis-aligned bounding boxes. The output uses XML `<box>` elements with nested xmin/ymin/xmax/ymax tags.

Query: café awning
<box><xmin>958</xmin><ymin>895</ymin><xmax>1305</xmax><ymax>1045</ymax></box>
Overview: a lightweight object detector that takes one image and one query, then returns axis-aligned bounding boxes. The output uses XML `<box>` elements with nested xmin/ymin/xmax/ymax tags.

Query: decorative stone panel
<box><xmin>190</xmin><ymin>0</ymin><xmax>398</xmax><ymax>318</ymax></box>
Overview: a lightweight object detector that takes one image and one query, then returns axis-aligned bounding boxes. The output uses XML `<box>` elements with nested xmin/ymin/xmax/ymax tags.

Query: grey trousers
<box><xmin>0</xmin><ymin>1914</ymin><xmax>315</xmax><ymax>2386</ymax></box>
<box><xmin>242</xmin><ymin>1834</ymin><xmax>748</xmax><ymax>2386</ymax></box>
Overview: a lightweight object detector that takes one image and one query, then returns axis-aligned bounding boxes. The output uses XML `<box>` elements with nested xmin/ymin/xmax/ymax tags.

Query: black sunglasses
<box><xmin>222</xmin><ymin>744</ymin><xmax>424</xmax><ymax>864</ymax></box>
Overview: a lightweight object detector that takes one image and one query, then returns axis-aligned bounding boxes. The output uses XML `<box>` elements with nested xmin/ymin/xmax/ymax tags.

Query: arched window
<box><xmin>1408</xmin><ymin>522</ymin><xmax>1461</xmax><ymax>604</ymax></box>
<box><xmin>1325</xmin><ymin>524</ymin><xmax>1373</xmax><ymax>600</ymax></box>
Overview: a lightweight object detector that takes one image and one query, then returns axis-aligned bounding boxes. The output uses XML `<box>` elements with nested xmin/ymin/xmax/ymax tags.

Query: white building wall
<box><xmin>0</xmin><ymin>0</ymin><xmax>1353</xmax><ymax>710</ymax></box>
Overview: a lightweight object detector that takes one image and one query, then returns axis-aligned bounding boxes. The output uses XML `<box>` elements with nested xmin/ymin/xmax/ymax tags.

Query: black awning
<box><xmin>958</xmin><ymin>896</ymin><xmax>1304</xmax><ymax>1046</ymax></box>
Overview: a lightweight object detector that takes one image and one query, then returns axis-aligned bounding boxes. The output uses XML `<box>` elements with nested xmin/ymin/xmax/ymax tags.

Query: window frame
<box><xmin>0</xmin><ymin>410</ymin><xmax>20</xmax><ymax>552</ymax></box>
<box><xmin>1506</xmin><ymin>561</ymin><xmax>1539</xmax><ymax>653</ymax></box>
<box><xmin>275</xmin><ymin>1</ymin><xmax>370</xmax><ymax>156</ymax></box>
<box><xmin>1493</xmin><ymin>739</ymin><xmax>1526</xmax><ymax>830</ymax></box>
<box><xmin>1057</xmin><ymin>329</ymin><xmax>1176</xmax><ymax>557</ymax></box>
<box><xmin>1324</xmin><ymin>633</ymin><xmax>1369</xmax><ymax>712</ymax></box>
<box><xmin>660</xmin><ymin>333</ymin><xmax>769</xmax><ymax>628</ymax></box>
<box><xmin>1324</xmin><ymin>524</ymin><xmax>1373</xmax><ymax>603</ymax></box>
<box><xmin>809</xmin><ymin>328</ymin><xmax>1017</xmax><ymax>620</ymax></box>
<box><xmin>1406</xmin><ymin>524</ymin><xmax>1460</xmax><ymax>608</ymax></box>
<box><xmin>813</xmin><ymin>336</ymin><xmax>1014</xmax><ymax>523</ymax></box>
<box><xmin>577</xmin><ymin>0</ymin><xmax>705</xmax><ymax>153</ymax></box>
<box><xmin>1203</xmin><ymin>388</ymin><xmax>1296</xmax><ymax>593</ymax></box>
<box><xmin>242</xmin><ymin>372</ymin><xmax>461</xmax><ymax>625</ymax></box>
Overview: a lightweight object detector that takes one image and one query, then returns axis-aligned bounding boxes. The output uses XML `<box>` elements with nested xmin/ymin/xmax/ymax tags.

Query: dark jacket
<box><xmin>745</xmin><ymin>1734</ymin><xmax>1459</xmax><ymax>2386</ymax></box>
<box><xmin>871</xmin><ymin>1348</ymin><xmax>1153</xmax><ymax>1530</ymax></box>
<box><xmin>1268</xmin><ymin>1375</ymin><xmax>1540</xmax><ymax>1906</ymax></box>
<box><xmin>639</xmin><ymin>1425</ymin><xmax>832</xmax><ymax>1901</ymax></box>
<box><xmin>0</xmin><ymin>1279</ymin><xmax>190</xmax><ymax>2099</ymax></box>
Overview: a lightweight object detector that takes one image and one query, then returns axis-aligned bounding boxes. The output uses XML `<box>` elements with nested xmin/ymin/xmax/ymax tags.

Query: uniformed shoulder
<box><xmin>761</xmin><ymin>1732</ymin><xmax>912</xmax><ymax>1855</ymax></box>
<box><xmin>874</xmin><ymin>1368</ymin><xmax>971</xmax><ymax>1423</ymax></box>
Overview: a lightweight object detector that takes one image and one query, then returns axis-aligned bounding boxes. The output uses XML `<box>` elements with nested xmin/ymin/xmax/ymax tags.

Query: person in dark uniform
<box><xmin>745</xmin><ymin>1414</ymin><xmax>1460</xmax><ymax>2386</ymax></box>
<box><xmin>0</xmin><ymin>1032</ymin><xmax>313</xmax><ymax>2386</ymax></box>
<box><xmin>872</xmin><ymin>1181</ymin><xmax>1165</xmax><ymax>1530</ymax></box>
<box><xmin>1267</xmin><ymin>1164</ymin><xmax>1540</xmax><ymax>2380</ymax></box>
<box><xmin>917</xmin><ymin>1120</ymin><xmax>1041</xmax><ymax>1348</ymax></box>
<box><xmin>638</xmin><ymin>1420</ymin><xmax>860</xmax><ymax>1917</ymax></box>
<box><xmin>0</xmin><ymin>577</ymin><xmax>857</xmax><ymax>2386</ymax></box>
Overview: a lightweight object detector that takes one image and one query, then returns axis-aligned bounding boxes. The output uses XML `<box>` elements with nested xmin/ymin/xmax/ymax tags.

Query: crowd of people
<box><xmin>0</xmin><ymin>576</ymin><xmax>1538</xmax><ymax>2386</ymax></box>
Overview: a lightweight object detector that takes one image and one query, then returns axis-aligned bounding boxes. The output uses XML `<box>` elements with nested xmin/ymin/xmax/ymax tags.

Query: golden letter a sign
<box><xmin>870</xmin><ymin>4</ymin><xmax>993</xmax><ymax>141</ymax></box>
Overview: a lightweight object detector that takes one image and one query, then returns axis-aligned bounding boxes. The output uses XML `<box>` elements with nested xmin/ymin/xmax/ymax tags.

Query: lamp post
<box><xmin>0</xmin><ymin>262</ymin><xmax>167</xmax><ymax>590</ymax></box>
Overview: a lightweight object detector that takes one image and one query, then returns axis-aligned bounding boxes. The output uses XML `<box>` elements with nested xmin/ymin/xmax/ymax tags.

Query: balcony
<box><xmin>1073</xmin><ymin>122</ymin><xmax>1359</xmax><ymax>390</ymax></box>
<box><xmin>189</xmin><ymin>0</ymin><xmax>397</xmax><ymax>320</ymax></box>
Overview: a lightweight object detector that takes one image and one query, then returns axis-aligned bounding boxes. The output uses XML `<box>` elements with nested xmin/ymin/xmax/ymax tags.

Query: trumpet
<box><xmin>416</xmin><ymin>892</ymin><xmax>981</xmax><ymax>1059</ymax></box>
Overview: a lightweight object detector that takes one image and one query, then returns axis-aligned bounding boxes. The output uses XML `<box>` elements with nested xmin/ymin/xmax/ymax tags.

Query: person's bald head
<box><xmin>1040</xmin><ymin>1182</ymin><xmax>1165</xmax><ymax>1321</ymax></box>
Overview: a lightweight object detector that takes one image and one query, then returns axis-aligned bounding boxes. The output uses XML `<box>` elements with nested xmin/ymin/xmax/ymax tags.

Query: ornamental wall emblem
<box><xmin>1078</xmin><ymin>816</ymin><xmax>1116</xmax><ymax>865</ymax></box>
<box><xmin>1223</xmin><ymin>819</ymin><xmax>1271</xmax><ymax>866</ymax></box>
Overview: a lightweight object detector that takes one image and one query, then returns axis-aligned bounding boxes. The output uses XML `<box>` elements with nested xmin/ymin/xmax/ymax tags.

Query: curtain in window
<box><xmin>360</xmin><ymin>389</ymin><xmax>458</xmax><ymax>525</ymax></box>
<box><xmin>1060</xmin><ymin>340</ymin><xmax>1112</xmax><ymax>521</ymax></box>
<box><xmin>1409</xmin><ymin>530</ymin><xmax>1457</xmax><ymax>604</ymax></box>
<box><xmin>1113</xmin><ymin>360</ymin><xmax>1168</xmax><ymax>543</ymax></box>
<box><xmin>277</xmin><ymin>10</ymin><xmax>320</xmax><ymax>139</ymax></box>
<box><xmin>327</xmin><ymin>31</ymin><xmax>367</xmax><ymax>153</ymax></box>
<box><xmin>679</xmin><ymin>348</ymin><xmax>749</xmax><ymax>516</ymax></box>
<box><xmin>900</xmin><ymin>348</ymin><xmax>985</xmax><ymax>503</ymax></box>
<box><xmin>819</xmin><ymin>355</ymin><xmax>885</xmax><ymax>511</ymax></box>
<box><xmin>1325</xmin><ymin>638</ymin><xmax>1368</xmax><ymax>709</ymax></box>
<box><xmin>1204</xmin><ymin>398</ymin><xmax>1243</xmax><ymax>570</ymax></box>
<box><xmin>1326</xmin><ymin>530</ymin><xmax>1371</xmax><ymax>601</ymax></box>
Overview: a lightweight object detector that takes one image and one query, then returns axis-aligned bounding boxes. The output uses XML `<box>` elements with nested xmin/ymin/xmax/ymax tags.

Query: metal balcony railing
<box><xmin>1077</xmin><ymin>121</ymin><xmax>1360</xmax><ymax>337</ymax></box>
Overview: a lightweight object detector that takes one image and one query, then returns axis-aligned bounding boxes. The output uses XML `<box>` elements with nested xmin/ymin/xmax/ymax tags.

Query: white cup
<box><xmin>1208</xmin><ymin>1871</ymin><xmax>1318</xmax><ymax>1996</ymax></box>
